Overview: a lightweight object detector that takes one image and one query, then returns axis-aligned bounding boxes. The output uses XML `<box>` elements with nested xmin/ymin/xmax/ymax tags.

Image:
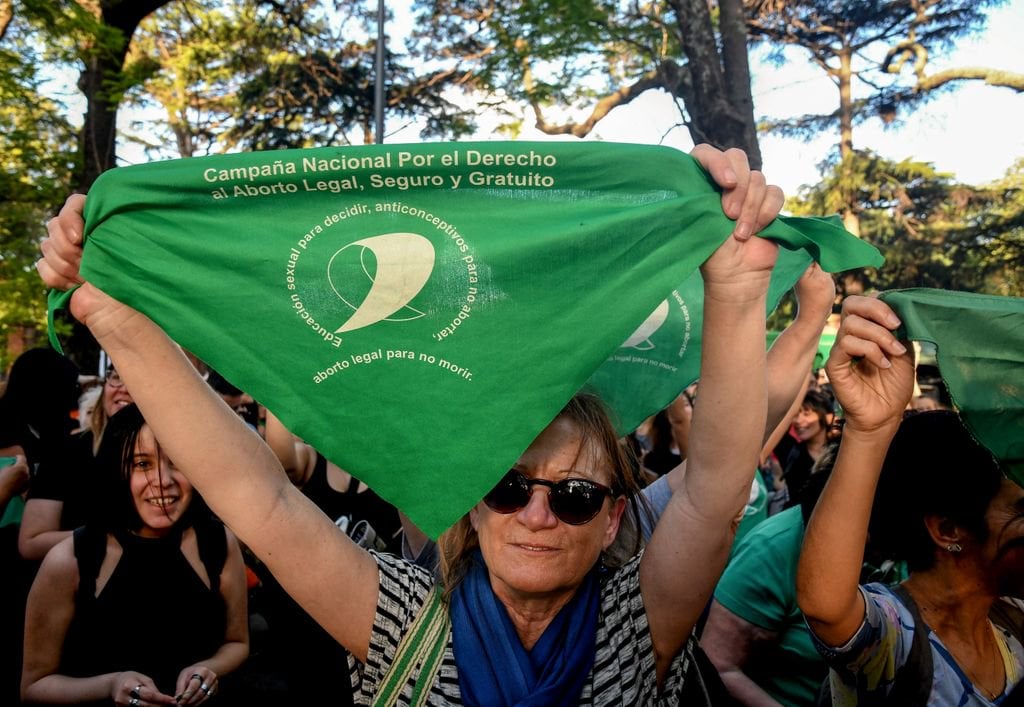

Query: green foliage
<box><xmin>411</xmin><ymin>0</ymin><xmax>679</xmax><ymax>130</ymax></box>
<box><xmin>955</xmin><ymin>159</ymin><xmax>1024</xmax><ymax>295</ymax></box>
<box><xmin>123</xmin><ymin>0</ymin><xmax>476</xmax><ymax>155</ymax></box>
<box><xmin>0</xmin><ymin>7</ymin><xmax>78</xmax><ymax>369</ymax></box>
<box><xmin>123</xmin><ymin>0</ymin><xmax>251</xmax><ymax>157</ymax></box>
<box><xmin>789</xmin><ymin>152</ymin><xmax>1024</xmax><ymax>296</ymax></box>
<box><xmin>16</xmin><ymin>0</ymin><xmax>112</xmax><ymax>65</ymax></box>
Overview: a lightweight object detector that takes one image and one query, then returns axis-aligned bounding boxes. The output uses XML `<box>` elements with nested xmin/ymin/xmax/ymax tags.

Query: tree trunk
<box><xmin>172</xmin><ymin>121</ymin><xmax>194</xmax><ymax>158</ymax></box>
<box><xmin>77</xmin><ymin>51</ymin><xmax>127</xmax><ymax>190</ymax></box>
<box><xmin>0</xmin><ymin>0</ymin><xmax>13</xmax><ymax>41</ymax></box>
<box><xmin>717</xmin><ymin>0</ymin><xmax>761</xmax><ymax>169</ymax></box>
<box><xmin>74</xmin><ymin>0</ymin><xmax>173</xmax><ymax>191</ymax></box>
<box><xmin>668</xmin><ymin>0</ymin><xmax>761</xmax><ymax>167</ymax></box>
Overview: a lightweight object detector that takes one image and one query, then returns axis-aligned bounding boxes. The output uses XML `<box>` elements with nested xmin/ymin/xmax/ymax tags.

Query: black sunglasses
<box><xmin>483</xmin><ymin>469</ymin><xmax>615</xmax><ymax>525</ymax></box>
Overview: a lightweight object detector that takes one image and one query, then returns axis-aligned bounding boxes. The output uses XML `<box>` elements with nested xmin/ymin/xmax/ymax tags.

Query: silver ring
<box><xmin>200</xmin><ymin>682</ymin><xmax>210</xmax><ymax>694</ymax></box>
<box><xmin>130</xmin><ymin>685</ymin><xmax>142</xmax><ymax>700</ymax></box>
<box><xmin>129</xmin><ymin>698</ymin><xmax>140</xmax><ymax>707</ymax></box>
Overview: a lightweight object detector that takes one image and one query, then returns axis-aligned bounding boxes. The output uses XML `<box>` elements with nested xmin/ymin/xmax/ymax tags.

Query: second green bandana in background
<box><xmin>62</xmin><ymin>142</ymin><xmax>881</xmax><ymax>537</ymax></box>
<box><xmin>882</xmin><ymin>288</ymin><xmax>1024</xmax><ymax>483</ymax></box>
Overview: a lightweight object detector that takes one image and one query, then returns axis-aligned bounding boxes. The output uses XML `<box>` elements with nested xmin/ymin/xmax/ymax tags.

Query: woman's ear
<box><xmin>602</xmin><ymin>496</ymin><xmax>627</xmax><ymax>550</ymax></box>
<box><xmin>923</xmin><ymin>515</ymin><xmax>964</xmax><ymax>554</ymax></box>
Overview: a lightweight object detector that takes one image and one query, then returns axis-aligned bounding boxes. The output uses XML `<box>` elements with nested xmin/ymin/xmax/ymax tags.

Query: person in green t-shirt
<box><xmin>706</xmin><ymin>504</ymin><xmax>824</xmax><ymax>706</ymax></box>
<box><xmin>704</xmin><ymin>438</ymin><xmax>909</xmax><ymax>706</ymax></box>
<box><xmin>704</xmin><ymin>453</ymin><xmax>834</xmax><ymax>707</ymax></box>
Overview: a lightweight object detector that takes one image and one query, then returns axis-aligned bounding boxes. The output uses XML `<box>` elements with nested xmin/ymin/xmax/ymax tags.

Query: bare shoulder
<box><xmin>35</xmin><ymin>535</ymin><xmax>80</xmax><ymax>588</ymax></box>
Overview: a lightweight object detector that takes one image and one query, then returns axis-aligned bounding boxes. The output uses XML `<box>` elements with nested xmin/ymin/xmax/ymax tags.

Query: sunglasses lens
<box><xmin>482</xmin><ymin>471</ymin><xmax>611</xmax><ymax>524</ymax></box>
<box><xmin>483</xmin><ymin>471</ymin><xmax>529</xmax><ymax>514</ymax></box>
<box><xmin>550</xmin><ymin>479</ymin><xmax>608</xmax><ymax>525</ymax></box>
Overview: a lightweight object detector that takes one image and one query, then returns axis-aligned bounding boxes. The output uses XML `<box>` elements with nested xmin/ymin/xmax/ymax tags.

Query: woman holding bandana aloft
<box><xmin>798</xmin><ymin>296</ymin><xmax>1024</xmax><ymax>705</ymax></box>
<box><xmin>38</xmin><ymin>145</ymin><xmax>781</xmax><ymax>705</ymax></box>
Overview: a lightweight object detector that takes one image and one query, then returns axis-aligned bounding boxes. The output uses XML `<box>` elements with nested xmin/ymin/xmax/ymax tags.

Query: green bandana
<box><xmin>588</xmin><ymin>241</ymin><xmax>815</xmax><ymax>435</ymax></box>
<box><xmin>881</xmin><ymin>288</ymin><xmax>1024</xmax><ymax>484</ymax></box>
<box><xmin>51</xmin><ymin>142</ymin><xmax>882</xmax><ymax>537</ymax></box>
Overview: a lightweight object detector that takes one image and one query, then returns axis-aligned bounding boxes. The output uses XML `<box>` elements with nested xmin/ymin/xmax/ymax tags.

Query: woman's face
<box><xmin>470</xmin><ymin>417</ymin><xmax>626</xmax><ymax>606</ymax></box>
<box><xmin>793</xmin><ymin>405</ymin><xmax>824</xmax><ymax>442</ymax></box>
<box><xmin>129</xmin><ymin>425</ymin><xmax>193</xmax><ymax>537</ymax></box>
<box><xmin>102</xmin><ymin>369</ymin><xmax>134</xmax><ymax>418</ymax></box>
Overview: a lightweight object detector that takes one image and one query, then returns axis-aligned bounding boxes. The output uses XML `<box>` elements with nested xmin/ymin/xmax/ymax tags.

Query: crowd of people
<box><xmin>0</xmin><ymin>144</ymin><xmax>1018</xmax><ymax>706</ymax></box>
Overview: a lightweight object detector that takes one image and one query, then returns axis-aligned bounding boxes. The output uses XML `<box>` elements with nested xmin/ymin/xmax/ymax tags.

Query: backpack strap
<box><xmin>196</xmin><ymin>518</ymin><xmax>228</xmax><ymax>594</ymax></box>
<box><xmin>72</xmin><ymin>525</ymin><xmax>107</xmax><ymax>602</ymax></box>
<box><xmin>373</xmin><ymin>586</ymin><xmax>450</xmax><ymax>707</ymax></box>
<box><xmin>885</xmin><ymin>584</ymin><xmax>933</xmax><ymax>706</ymax></box>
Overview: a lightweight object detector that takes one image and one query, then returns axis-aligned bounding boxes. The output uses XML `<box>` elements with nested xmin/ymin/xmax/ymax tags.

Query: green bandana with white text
<box><xmin>881</xmin><ymin>288</ymin><xmax>1024</xmax><ymax>484</ymax></box>
<box><xmin>52</xmin><ymin>142</ymin><xmax>883</xmax><ymax>537</ymax></box>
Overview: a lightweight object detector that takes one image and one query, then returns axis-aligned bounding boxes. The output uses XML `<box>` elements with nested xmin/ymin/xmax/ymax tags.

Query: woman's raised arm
<box><xmin>641</xmin><ymin>146</ymin><xmax>782</xmax><ymax>681</ymax></box>
<box><xmin>38</xmin><ymin>196</ymin><xmax>380</xmax><ymax>661</ymax></box>
<box><xmin>796</xmin><ymin>296</ymin><xmax>913</xmax><ymax>646</ymax></box>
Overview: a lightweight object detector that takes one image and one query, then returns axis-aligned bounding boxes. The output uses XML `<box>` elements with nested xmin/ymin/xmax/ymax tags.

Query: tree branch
<box><xmin>530</xmin><ymin>69</ymin><xmax>666</xmax><ymax>137</ymax></box>
<box><xmin>915</xmin><ymin>67</ymin><xmax>1024</xmax><ymax>93</ymax></box>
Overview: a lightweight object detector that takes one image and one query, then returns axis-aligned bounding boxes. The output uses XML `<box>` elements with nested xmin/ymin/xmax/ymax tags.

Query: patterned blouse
<box><xmin>811</xmin><ymin>583</ymin><xmax>1024</xmax><ymax>706</ymax></box>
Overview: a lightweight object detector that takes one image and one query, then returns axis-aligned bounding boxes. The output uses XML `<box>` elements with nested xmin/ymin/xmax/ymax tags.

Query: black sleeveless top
<box><xmin>302</xmin><ymin>453</ymin><xmax>402</xmax><ymax>553</ymax></box>
<box><xmin>61</xmin><ymin>525</ymin><xmax>226</xmax><ymax>702</ymax></box>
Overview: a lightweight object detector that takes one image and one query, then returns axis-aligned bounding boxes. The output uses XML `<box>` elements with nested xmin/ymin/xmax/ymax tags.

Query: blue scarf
<box><xmin>450</xmin><ymin>552</ymin><xmax>600</xmax><ymax>706</ymax></box>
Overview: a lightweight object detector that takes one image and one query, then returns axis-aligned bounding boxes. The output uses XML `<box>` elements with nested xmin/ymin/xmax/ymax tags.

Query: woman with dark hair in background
<box><xmin>19</xmin><ymin>360</ymin><xmax>134</xmax><ymax>563</ymax></box>
<box><xmin>0</xmin><ymin>348</ymin><xmax>80</xmax><ymax>467</ymax></box>
<box><xmin>21</xmin><ymin>404</ymin><xmax>249</xmax><ymax>706</ymax></box>
<box><xmin>0</xmin><ymin>347</ymin><xmax>79</xmax><ymax>705</ymax></box>
<box><xmin>766</xmin><ymin>387</ymin><xmax>834</xmax><ymax>515</ymax></box>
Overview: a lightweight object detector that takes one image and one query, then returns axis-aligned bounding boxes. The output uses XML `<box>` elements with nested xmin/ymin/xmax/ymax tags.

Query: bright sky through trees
<box><xmin>46</xmin><ymin>0</ymin><xmax>1024</xmax><ymax>197</ymax></box>
<box><xmin>396</xmin><ymin>0</ymin><xmax>1022</xmax><ymax>197</ymax></box>
<box><xmin>422</xmin><ymin>0</ymin><xmax>1024</xmax><ymax>197</ymax></box>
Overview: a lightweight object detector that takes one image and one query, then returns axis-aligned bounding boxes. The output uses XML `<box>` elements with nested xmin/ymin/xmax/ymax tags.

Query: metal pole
<box><xmin>374</xmin><ymin>0</ymin><xmax>385</xmax><ymax>144</ymax></box>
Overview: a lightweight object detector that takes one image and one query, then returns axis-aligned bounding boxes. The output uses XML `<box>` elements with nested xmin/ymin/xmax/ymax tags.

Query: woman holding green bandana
<box><xmin>39</xmin><ymin>144</ymin><xmax>781</xmax><ymax>705</ymax></box>
<box><xmin>798</xmin><ymin>296</ymin><xmax>1024</xmax><ymax>705</ymax></box>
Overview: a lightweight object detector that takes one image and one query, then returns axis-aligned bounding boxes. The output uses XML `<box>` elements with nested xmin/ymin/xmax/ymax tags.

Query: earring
<box><xmin>946</xmin><ymin>542</ymin><xmax>962</xmax><ymax>553</ymax></box>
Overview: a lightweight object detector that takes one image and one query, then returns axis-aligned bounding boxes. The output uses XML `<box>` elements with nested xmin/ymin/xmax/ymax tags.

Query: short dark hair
<box><xmin>869</xmin><ymin>411</ymin><xmax>1003</xmax><ymax>572</ymax></box>
<box><xmin>801</xmin><ymin>388</ymin><xmax>835</xmax><ymax>428</ymax></box>
<box><xmin>2</xmin><ymin>348</ymin><xmax>80</xmax><ymax>431</ymax></box>
<box><xmin>94</xmin><ymin>404</ymin><xmax>210</xmax><ymax>533</ymax></box>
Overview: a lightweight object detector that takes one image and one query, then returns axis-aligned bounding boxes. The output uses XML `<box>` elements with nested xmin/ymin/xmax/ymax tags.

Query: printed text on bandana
<box><xmin>199</xmin><ymin>145</ymin><xmax>563</xmax><ymax>384</ymax></box>
<box><xmin>204</xmin><ymin>147</ymin><xmax>559</xmax><ymax>201</ymax></box>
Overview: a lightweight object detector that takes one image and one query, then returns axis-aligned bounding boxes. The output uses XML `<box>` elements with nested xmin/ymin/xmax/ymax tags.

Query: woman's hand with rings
<box><xmin>113</xmin><ymin>672</ymin><xmax>172</xmax><ymax>706</ymax></box>
<box><xmin>175</xmin><ymin>667</ymin><xmax>218</xmax><ymax>704</ymax></box>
